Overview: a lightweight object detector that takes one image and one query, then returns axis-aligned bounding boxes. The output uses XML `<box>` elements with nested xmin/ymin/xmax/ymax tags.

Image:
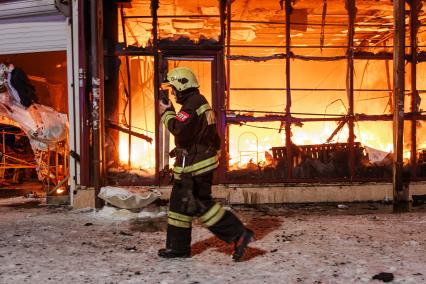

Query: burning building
<box><xmin>3</xmin><ymin>0</ymin><xmax>425</xmax><ymax>206</ymax></box>
<box><xmin>0</xmin><ymin>0</ymin><xmax>73</xmax><ymax>201</ymax></box>
<box><xmin>97</xmin><ymin>0</ymin><xmax>426</xmax><ymax>194</ymax></box>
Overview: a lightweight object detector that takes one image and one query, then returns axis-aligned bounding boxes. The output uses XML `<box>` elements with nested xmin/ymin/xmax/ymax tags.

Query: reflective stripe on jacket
<box><xmin>160</xmin><ymin>89</ymin><xmax>221</xmax><ymax>177</ymax></box>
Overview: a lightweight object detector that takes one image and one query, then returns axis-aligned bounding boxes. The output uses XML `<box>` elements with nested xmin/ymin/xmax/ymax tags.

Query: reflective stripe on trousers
<box><xmin>199</xmin><ymin>203</ymin><xmax>226</xmax><ymax>227</ymax></box>
<box><xmin>168</xmin><ymin>211</ymin><xmax>192</xmax><ymax>228</ymax></box>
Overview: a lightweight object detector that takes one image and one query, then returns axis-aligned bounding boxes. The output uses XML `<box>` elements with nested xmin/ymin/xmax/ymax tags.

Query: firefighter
<box><xmin>158</xmin><ymin>67</ymin><xmax>254</xmax><ymax>261</ymax></box>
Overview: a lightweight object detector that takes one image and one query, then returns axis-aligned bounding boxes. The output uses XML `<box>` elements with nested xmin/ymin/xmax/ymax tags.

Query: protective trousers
<box><xmin>166</xmin><ymin>172</ymin><xmax>245</xmax><ymax>253</ymax></box>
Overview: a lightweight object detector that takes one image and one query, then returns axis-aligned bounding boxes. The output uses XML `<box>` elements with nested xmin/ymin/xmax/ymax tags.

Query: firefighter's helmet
<box><xmin>165</xmin><ymin>67</ymin><xmax>199</xmax><ymax>92</ymax></box>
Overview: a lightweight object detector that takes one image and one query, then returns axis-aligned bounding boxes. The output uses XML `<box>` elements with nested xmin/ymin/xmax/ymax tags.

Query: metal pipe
<box><xmin>55</xmin><ymin>143</ymin><xmax>59</xmax><ymax>184</ymax></box>
<box><xmin>2</xmin><ymin>132</ymin><xmax>5</xmax><ymax>177</ymax></box>
<box><xmin>47</xmin><ymin>146</ymin><xmax>50</xmax><ymax>193</ymax></box>
<box><xmin>217</xmin><ymin>0</ymin><xmax>227</xmax><ymax>183</ymax></box>
<box><xmin>226</xmin><ymin>0</ymin><xmax>231</xmax><ymax>100</ymax></box>
<box><xmin>226</xmin><ymin>112</ymin><xmax>424</xmax><ymax>122</ymax></box>
<box><xmin>226</xmin><ymin>115</ymin><xmax>396</xmax><ymax>123</ymax></box>
<box><xmin>123</xmin><ymin>17</ymin><xmax>392</xmax><ymax>28</ymax></box>
<box><xmin>227</xmin><ymin>52</ymin><xmax>397</xmax><ymax>61</ymax></box>
<box><xmin>285</xmin><ymin>0</ymin><xmax>292</xmax><ymax>179</ymax></box>
<box><xmin>410</xmin><ymin>0</ymin><xmax>421</xmax><ymax>179</ymax></box>
<box><xmin>225</xmin><ymin>0</ymin><xmax>231</xmax><ymax>179</ymax></box>
<box><xmin>47</xmin><ymin>176</ymin><xmax>69</xmax><ymax>196</ymax></box>
<box><xmin>90</xmin><ymin>0</ymin><xmax>103</xmax><ymax>208</ymax></box>
<box><xmin>66</xmin><ymin>0</ymin><xmax>78</xmax><ymax>205</ymax></box>
<box><xmin>227</xmin><ymin>109</ymin><xmax>345</xmax><ymax>116</ymax></box>
<box><xmin>124</xmin><ymin>14</ymin><xmax>220</xmax><ymax>19</ymax></box>
<box><xmin>78</xmin><ymin>0</ymin><xmax>89</xmax><ymax>186</ymax></box>
<box><xmin>106</xmin><ymin>121</ymin><xmax>153</xmax><ymax>143</ymax></box>
<box><xmin>230</xmin><ymin>87</ymin><xmax>395</xmax><ymax>92</ymax></box>
<box><xmin>219</xmin><ymin>0</ymin><xmax>226</xmax><ymax>46</ymax></box>
<box><xmin>227</xmin><ymin>45</ymin><xmax>394</xmax><ymax>48</ymax></box>
<box><xmin>120</xmin><ymin>6</ymin><xmax>132</xmax><ymax>168</ymax></box>
<box><xmin>393</xmin><ymin>0</ymin><xmax>408</xmax><ymax>207</ymax></box>
<box><xmin>151</xmin><ymin>0</ymin><xmax>160</xmax><ymax>185</ymax></box>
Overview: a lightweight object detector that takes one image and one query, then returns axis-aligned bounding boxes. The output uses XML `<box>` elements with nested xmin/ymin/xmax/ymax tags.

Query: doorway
<box><xmin>158</xmin><ymin>55</ymin><xmax>222</xmax><ymax>183</ymax></box>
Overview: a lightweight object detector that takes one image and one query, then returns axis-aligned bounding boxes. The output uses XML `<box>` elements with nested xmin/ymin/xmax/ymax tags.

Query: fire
<box><xmin>228</xmin><ymin>120</ymin><xmax>411</xmax><ymax>169</ymax></box>
<box><xmin>56</xmin><ymin>188</ymin><xmax>65</xmax><ymax>194</ymax></box>
<box><xmin>119</xmin><ymin>134</ymin><xmax>155</xmax><ymax>170</ymax></box>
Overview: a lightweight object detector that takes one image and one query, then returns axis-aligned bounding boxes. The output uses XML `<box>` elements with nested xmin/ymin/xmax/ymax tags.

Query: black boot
<box><xmin>232</xmin><ymin>228</ymin><xmax>254</xmax><ymax>262</ymax></box>
<box><xmin>158</xmin><ymin>248</ymin><xmax>191</xmax><ymax>259</ymax></box>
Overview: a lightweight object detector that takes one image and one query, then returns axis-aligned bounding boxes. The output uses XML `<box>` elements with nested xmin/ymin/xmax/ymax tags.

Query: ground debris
<box><xmin>1</xmin><ymin>200</ymin><xmax>426</xmax><ymax>283</ymax></box>
<box><xmin>119</xmin><ymin>230</ymin><xmax>133</xmax><ymax>236</ymax></box>
<box><xmin>372</xmin><ymin>272</ymin><xmax>394</xmax><ymax>282</ymax></box>
<box><xmin>125</xmin><ymin>246</ymin><xmax>137</xmax><ymax>252</ymax></box>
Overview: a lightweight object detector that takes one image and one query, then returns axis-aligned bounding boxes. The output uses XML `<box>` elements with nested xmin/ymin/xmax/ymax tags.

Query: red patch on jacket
<box><xmin>176</xmin><ymin>111</ymin><xmax>190</xmax><ymax>122</ymax></box>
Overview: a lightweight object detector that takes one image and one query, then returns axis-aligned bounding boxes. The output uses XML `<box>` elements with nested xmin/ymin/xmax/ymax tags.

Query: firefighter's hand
<box><xmin>159</xmin><ymin>99</ymin><xmax>173</xmax><ymax>115</ymax></box>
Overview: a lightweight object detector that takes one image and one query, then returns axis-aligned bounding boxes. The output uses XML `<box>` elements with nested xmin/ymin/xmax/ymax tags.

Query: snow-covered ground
<box><xmin>0</xmin><ymin>197</ymin><xmax>425</xmax><ymax>284</ymax></box>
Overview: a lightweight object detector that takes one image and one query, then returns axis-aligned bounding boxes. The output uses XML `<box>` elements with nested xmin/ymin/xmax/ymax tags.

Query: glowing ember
<box><xmin>56</xmin><ymin>188</ymin><xmax>65</xmax><ymax>194</ymax></box>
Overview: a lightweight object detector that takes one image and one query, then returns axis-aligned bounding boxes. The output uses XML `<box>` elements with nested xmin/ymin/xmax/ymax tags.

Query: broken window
<box><xmin>224</xmin><ymin>0</ymin><xmax>426</xmax><ymax>181</ymax></box>
<box><xmin>353</xmin><ymin>60</ymin><xmax>393</xmax><ymax>115</ymax></box>
<box><xmin>106</xmin><ymin>56</ymin><xmax>156</xmax><ymax>185</ymax></box>
<box><xmin>291</xmin><ymin>0</ymin><xmax>348</xmax><ymax>57</ymax></box>
<box><xmin>111</xmin><ymin>0</ymin><xmax>426</xmax><ymax>184</ymax></box>
<box><xmin>158</xmin><ymin>0</ymin><xmax>220</xmax><ymax>44</ymax></box>
<box><xmin>118</xmin><ymin>1</ymin><xmax>153</xmax><ymax>49</ymax></box>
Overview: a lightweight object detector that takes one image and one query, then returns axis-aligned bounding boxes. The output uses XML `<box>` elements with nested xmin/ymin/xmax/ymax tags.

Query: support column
<box><xmin>120</xmin><ymin>6</ymin><xmax>132</xmax><ymax>168</ymax></box>
<box><xmin>103</xmin><ymin>0</ymin><xmax>119</xmax><ymax>179</ymax></box>
<box><xmin>90</xmin><ymin>0</ymin><xmax>104</xmax><ymax>208</ymax></box>
<box><xmin>409</xmin><ymin>0</ymin><xmax>421</xmax><ymax>179</ymax></box>
<box><xmin>78</xmin><ymin>0</ymin><xmax>90</xmax><ymax>187</ymax></box>
<box><xmin>393</xmin><ymin>0</ymin><xmax>408</xmax><ymax>208</ymax></box>
<box><xmin>217</xmin><ymin>0</ymin><xmax>227</xmax><ymax>183</ymax></box>
<box><xmin>224</xmin><ymin>0</ymin><xmax>231</xmax><ymax>182</ymax></box>
<box><xmin>284</xmin><ymin>0</ymin><xmax>293</xmax><ymax>179</ymax></box>
<box><xmin>346</xmin><ymin>0</ymin><xmax>356</xmax><ymax>179</ymax></box>
<box><xmin>151</xmin><ymin>0</ymin><xmax>160</xmax><ymax>185</ymax></box>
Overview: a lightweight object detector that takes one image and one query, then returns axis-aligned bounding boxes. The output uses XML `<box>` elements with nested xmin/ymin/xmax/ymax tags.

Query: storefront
<box><xmin>99</xmin><ymin>0</ymin><xmax>426</xmax><ymax>190</ymax></box>
<box><xmin>0</xmin><ymin>0</ymin><xmax>80</xmax><ymax>203</ymax></box>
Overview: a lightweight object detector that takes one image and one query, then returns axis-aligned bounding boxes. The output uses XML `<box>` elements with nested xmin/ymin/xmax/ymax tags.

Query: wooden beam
<box><xmin>393</xmin><ymin>0</ymin><xmax>408</xmax><ymax>208</ymax></box>
<box><xmin>284</xmin><ymin>0</ymin><xmax>292</xmax><ymax>179</ymax></box>
<box><xmin>106</xmin><ymin>121</ymin><xmax>153</xmax><ymax>143</ymax></box>
<box><xmin>347</xmin><ymin>0</ymin><xmax>356</xmax><ymax>179</ymax></box>
<box><xmin>151</xmin><ymin>0</ymin><xmax>160</xmax><ymax>185</ymax></box>
<box><xmin>409</xmin><ymin>0</ymin><xmax>422</xmax><ymax>180</ymax></box>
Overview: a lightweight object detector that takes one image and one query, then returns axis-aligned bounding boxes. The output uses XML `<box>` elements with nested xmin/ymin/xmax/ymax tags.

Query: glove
<box><xmin>159</xmin><ymin>100</ymin><xmax>175</xmax><ymax>118</ymax></box>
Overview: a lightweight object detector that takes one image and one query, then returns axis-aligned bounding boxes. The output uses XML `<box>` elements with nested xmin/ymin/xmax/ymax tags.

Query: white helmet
<box><xmin>165</xmin><ymin>67</ymin><xmax>199</xmax><ymax>92</ymax></box>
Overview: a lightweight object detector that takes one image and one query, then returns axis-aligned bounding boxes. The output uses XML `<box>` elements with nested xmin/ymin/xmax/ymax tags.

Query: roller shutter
<box><xmin>0</xmin><ymin>0</ymin><xmax>67</xmax><ymax>55</ymax></box>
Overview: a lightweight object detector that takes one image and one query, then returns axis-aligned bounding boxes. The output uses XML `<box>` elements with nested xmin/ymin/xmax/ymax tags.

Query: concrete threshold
<box><xmin>157</xmin><ymin>181</ymin><xmax>426</xmax><ymax>204</ymax></box>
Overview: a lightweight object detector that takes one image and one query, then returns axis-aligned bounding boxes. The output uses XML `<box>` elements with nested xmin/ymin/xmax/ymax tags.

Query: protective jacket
<box><xmin>159</xmin><ymin>88</ymin><xmax>245</xmax><ymax>255</ymax></box>
<box><xmin>161</xmin><ymin>89</ymin><xmax>221</xmax><ymax>180</ymax></box>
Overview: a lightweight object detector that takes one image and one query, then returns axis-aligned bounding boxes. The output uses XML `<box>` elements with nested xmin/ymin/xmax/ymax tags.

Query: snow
<box><xmin>0</xmin><ymin>198</ymin><xmax>426</xmax><ymax>283</ymax></box>
<box><xmin>92</xmin><ymin>204</ymin><xmax>167</xmax><ymax>221</ymax></box>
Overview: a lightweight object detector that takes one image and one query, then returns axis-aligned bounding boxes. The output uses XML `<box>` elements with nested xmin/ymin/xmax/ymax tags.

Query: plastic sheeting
<box><xmin>0</xmin><ymin>63</ymin><xmax>68</xmax><ymax>181</ymax></box>
<box><xmin>0</xmin><ymin>92</ymin><xmax>68</xmax><ymax>151</ymax></box>
<box><xmin>0</xmin><ymin>63</ymin><xmax>68</xmax><ymax>152</ymax></box>
<box><xmin>98</xmin><ymin>186</ymin><xmax>161</xmax><ymax>209</ymax></box>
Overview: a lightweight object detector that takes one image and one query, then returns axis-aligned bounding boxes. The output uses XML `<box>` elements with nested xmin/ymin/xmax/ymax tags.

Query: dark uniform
<box><xmin>160</xmin><ymin>88</ymin><xmax>246</xmax><ymax>255</ymax></box>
